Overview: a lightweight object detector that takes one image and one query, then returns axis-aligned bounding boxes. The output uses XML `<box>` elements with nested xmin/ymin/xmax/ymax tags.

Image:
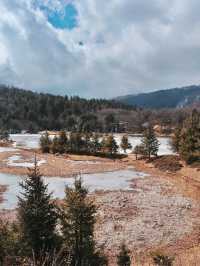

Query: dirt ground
<box><xmin>0</xmin><ymin>149</ymin><xmax>128</xmax><ymax>177</ymax></box>
<box><xmin>1</xmin><ymin>151</ymin><xmax>200</xmax><ymax>265</ymax></box>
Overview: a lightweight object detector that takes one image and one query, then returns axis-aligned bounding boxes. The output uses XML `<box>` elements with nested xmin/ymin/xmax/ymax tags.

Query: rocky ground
<box><xmin>94</xmin><ymin>175</ymin><xmax>200</xmax><ymax>265</ymax></box>
<box><xmin>1</xmin><ymin>149</ymin><xmax>200</xmax><ymax>265</ymax></box>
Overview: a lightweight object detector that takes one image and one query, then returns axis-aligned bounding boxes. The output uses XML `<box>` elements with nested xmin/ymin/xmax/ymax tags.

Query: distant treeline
<box><xmin>0</xmin><ymin>85</ymin><xmax>134</xmax><ymax>133</ymax></box>
<box><xmin>0</xmin><ymin>85</ymin><xmax>193</xmax><ymax>134</ymax></box>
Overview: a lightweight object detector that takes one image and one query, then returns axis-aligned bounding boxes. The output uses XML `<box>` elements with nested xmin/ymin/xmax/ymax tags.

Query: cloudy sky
<box><xmin>0</xmin><ymin>0</ymin><xmax>200</xmax><ymax>98</ymax></box>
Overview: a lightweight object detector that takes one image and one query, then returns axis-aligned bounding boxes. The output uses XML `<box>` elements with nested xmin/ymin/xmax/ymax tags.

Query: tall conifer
<box><xmin>18</xmin><ymin>159</ymin><xmax>58</xmax><ymax>260</ymax></box>
<box><xmin>141</xmin><ymin>126</ymin><xmax>159</xmax><ymax>159</ymax></box>
<box><xmin>60</xmin><ymin>178</ymin><xmax>107</xmax><ymax>266</ymax></box>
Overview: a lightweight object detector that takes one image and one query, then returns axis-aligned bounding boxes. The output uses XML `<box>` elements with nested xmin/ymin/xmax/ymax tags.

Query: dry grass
<box><xmin>151</xmin><ymin>155</ymin><xmax>183</xmax><ymax>173</ymax></box>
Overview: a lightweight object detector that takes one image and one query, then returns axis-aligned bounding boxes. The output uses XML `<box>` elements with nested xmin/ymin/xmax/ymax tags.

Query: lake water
<box><xmin>10</xmin><ymin>134</ymin><xmax>173</xmax><ymax>155</ymax></box>
<box><xmin>0</xmin><ymin>169</ymin><xmax>147</xmax><ymax>210</ymax></box>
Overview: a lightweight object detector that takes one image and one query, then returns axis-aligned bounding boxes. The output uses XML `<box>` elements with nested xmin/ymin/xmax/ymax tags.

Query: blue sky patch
<box><xmin>35</xmin><ymin>1</ymin><xmax>78</xmax><ymax>30</ymax></box>
<box><xmin>47</xmin><ymin>4</ymin><xmax>78</xmax><ymax>30</ymax></box>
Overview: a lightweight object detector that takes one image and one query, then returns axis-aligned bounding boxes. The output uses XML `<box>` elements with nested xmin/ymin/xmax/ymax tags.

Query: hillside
<box><xmin>116</xmin><ymin>85</ymin><xmax>200</xmax><ymax>108</ymax></box>
<box><xmin>0</xmin><ymin>85</ymin><xmax>133</xmax><ymax>133</ymax></box>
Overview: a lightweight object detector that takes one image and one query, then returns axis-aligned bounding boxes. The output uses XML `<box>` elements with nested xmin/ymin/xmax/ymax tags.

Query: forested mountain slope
<box><xmin>116</xmin><ymin>85</ymin><xmax>200</xmax><ymax>108</ymax></box>
<box><xmin>0</xmin><ymin>85</ymin><xmax>133</xmax><ymax>132</ymax></box>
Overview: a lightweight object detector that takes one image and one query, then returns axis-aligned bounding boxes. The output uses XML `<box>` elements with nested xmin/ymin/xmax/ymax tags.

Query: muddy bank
<box><xmin>0</xmin><ymin>149</ymin><xmax>129</xmax><ymax>177</ymax></box>
<box><xmin>0</xmin><ymin>151</ymin><xmax>200</xmax><ymax>265</ymax></box>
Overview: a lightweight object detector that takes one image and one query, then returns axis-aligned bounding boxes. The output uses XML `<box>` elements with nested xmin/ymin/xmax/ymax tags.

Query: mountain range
<box><xmin>116</xmin><ymin>85</ymin><xmax>200</xmax><ymax>109</ymax></box>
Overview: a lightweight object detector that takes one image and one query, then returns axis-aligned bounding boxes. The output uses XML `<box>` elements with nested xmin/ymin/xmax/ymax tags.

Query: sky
<box><xmin>0</xmin><ymin>0</ymin><xmax>200</xmax><ymax>98</ymax></box>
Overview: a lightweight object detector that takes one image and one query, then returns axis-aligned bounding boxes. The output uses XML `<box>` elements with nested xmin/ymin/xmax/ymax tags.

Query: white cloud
<box><xmin>0</xmin><ymin>0</ymin><xmax>200</xmax><ymax>98</ymax></box>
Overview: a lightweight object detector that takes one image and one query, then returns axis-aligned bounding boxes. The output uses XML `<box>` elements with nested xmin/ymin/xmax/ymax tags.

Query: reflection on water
<box><xmin>0</xmin><ymin>169</ymin><xmax>148</xmax><ymax>210</ymax></box>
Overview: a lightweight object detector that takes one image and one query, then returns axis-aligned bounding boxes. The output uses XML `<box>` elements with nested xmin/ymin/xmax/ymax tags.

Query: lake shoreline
<box><xmin>1</xmin><ymin>155</ymin><xmax>200</xmax><ymax>265</ymax></box>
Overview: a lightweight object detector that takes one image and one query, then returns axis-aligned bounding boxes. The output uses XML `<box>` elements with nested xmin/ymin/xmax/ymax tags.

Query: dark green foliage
<box><xmin>51</xmin><ymin>136</ymin><xmax>60</xmax><ymax>154</ymax></box>
<box><xmin>91</xmin><ymin>133</ymin><xmax>102</xmax><ymax>153</ymax></box>
<box><xmin>117</xmin><ymin>244</ymin><xmax>131</xmax><ymax>266</ymax></box>
<box><xmin>0</xmin><ymin>220</ymin><xmax>21</xmax><ymax>265</ymax></box>
<box><xmin>153</xmin><ymin>253</ymin><xmax>174</xmax><ymax>266</ymax></box>
<box><xmin>0</xmin><ymin>85</ymin><xmax>132</xmax><ymax>132</ymax></box>
<box><xmin>78</xmin><ymin>114</ymin><xmax>102</xmax><ymax>132</ymax></box>
<box><xmin>104</xmin><ymin>135</ymin><xmax>119</xmax><ymax>155</ymax></box>
<box><xmin>120</xmin><ymin>135</ymin><xmax>132</xmax><ymax>153</ymax></box>
<box><xmin>0</xmin><ymin>129</ymin><xmax>10</xmax><ymax>141</ymax></box>
<box><xmin>133</xmin><ymin>144</ymin><xmax>146</xmax><ymax>160</ymax></box>
<box><xmin>18</xmin><ymin>160</ymin><xmax>59</xmax><ymax>260</ymax></box>
<box><xmin>60</xmin><ymin>178</ymin><xmax>107</xmax><ymax>266</ymax></box>
<box><xmin>40</xmin><ymin>131</ymin><xmax>52</xmax><ymax>153</ymax></box>
<box><xmin>141</xmin><ymin>126</ymin><xmax>160</xmax><ymax>159</ymax></box>
<box><xmin>172</xmin><ymin>110</ymin><xmax>200</xmax><ymax>164</ymax></box>
<box><xmin>116</xmin><ymin>85</ymin><xmax>200</xmax><ymax>109</ymax></box>
<box><xmin>171</xmin><ymin>126</ymin><xmax>182</xmax><ymax>152</ymax></box>
<box><xmin>104</xmin><ymin>114</ymin><xmax>119</xmax><ymax>132</ymax></box>
<box><xmin>40</xmin><ymin>132</ymin><xmax>121</xmax><ymax>158</ymax></box>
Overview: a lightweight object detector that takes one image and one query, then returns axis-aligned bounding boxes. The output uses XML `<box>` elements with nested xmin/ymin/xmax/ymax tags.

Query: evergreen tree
<box><xmin>133</xmin><ymin>144</ymin><xmax>145</xmax><ymax>160</ymax></box>
<box><xmin>40</xmin><ymin>131</ymin><xmax>52</xmax><ymax>153</ymax></box>
<box><xmin>84</xmin><ymin>132</ymin><xmax>92</xmax><ymax>153</ymax></box>
<box><xmin>58</xmin><ymin>130</ymin><xmax>68</xmax><ymax>153</ymax></box>
<box><xmin>92</xmin><ymin>133</ymin><xmax>101</xmax><ymax>153</ymax></box>
<box><xmin>60</xmin><ymin>178</ymin><xmax>107</xmax><ymax>266</ymax></box>
<box><xmin>69</xmin><ymin>132</ymin><xmax>83</xmax><ymax>153</ymax></box>
<box><xmin>51</xmin><ymin>136</ymin><xmax>60</xmax><ymax>154</ymax></box>
<box><xmin>179</xmin><ymin>110</ymin><xmax>200</xmax><ymax>163</ymax></box>
<box><xmin>117</xmin><ymin>244</ymin><xmax>131</xmax><ymax>266</ymax></box>
<box><xmin>0</xmin><ymin>129</ymin><xmax>10</xmax><ymax>142</ymax></box>
<box><xmin>141</xmin><ymin>126</ymin><xmax>160</xmax><ymax>159</ymax></box>
<box><xmin>171</xmin><ymin>126</ymin><xmax>182</xmax><ymax>152</ymax></box>
<box><xmin>18</xmin><ymin>160</ymin><xmax>58</xmax><ymax>260</ymax></box>
<box><xmin>120</xmin><ymin>135</ymin><xmax>132</xmax><ymax>153</ymax></box>
<box><xmin>0</xmin><ymin>221</ymin><xmax>21</xmax><ymax>265</ymax></box>
<box><xmin>153</xmin><ymin>253</ymin><xmax>174</xmax><ymax>266</ymax></box>
<box><xmin>105</xmin><ymin>135</ymin><xmax>119</xmax><ymax>155</ymax></box>
<box><xmin>51</xmin><ymin>136</ymin><xmax>62</xmax><ymax>154</ymax></box>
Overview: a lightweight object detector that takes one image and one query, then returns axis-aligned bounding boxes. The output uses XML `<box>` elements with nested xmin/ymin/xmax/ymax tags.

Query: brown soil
<box><xmin>1</xmin><ymin>151</ymin><xmax>200</xmax><ymax>265</ymax></box>
<box><xmin>0</xmin><ymin>149</ymin><xmax>128</xmax><ymax>177</ymax></box>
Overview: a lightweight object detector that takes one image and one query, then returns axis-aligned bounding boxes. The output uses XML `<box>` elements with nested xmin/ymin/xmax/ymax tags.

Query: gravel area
<box><xmin>95</xmin><ymin>176</ymin><xmax>200</xmax><ymax>261</ymax></box>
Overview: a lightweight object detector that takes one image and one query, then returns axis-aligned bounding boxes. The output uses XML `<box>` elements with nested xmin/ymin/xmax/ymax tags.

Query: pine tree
<box><xmin>58</xmin><ymin>130</ymin><xmax>68</xmax><ymax>153</ymax></box>
<box><xmin>105</xmin><ymin>135</ymin><xmax>119</xmax><ymax>155</ymax></box>
<box><xmin>117</xmin><ymin>244</ymin><xmax>131</xmax><ymax>266</ymax></box>
<box><xmin>84</xmin><ymin>132</ymin><xmax>92</xmax><ymax>153</ymax></box>
<box><xmin>141</xmin><ymin>126</ymin><xmax>160</xmax><ymax>159</ymax></box>
<box><xmin>133</xmin><ymin>144</ymin><xmax>145</xmax><ymax>160</ymax></box>
<box><xmin>40</xmin><ymin>131</ymin><xmax>52</xmax><ymax>153</ymax></box>
<box><xmin>60</xmin><ymin>178</ymin><xmax>107</xmax><ymax>266</ymax></box>
<box><xmin>120</xmin><ymin>135</ymin><xmax>132</xmax><ymax>153</ymax></box>
<box><xmin>179</xmin><ymin>110</ymin><xmax>200</xmax><ymax>163</ymax></box>
<box><xmin>18</xmin><ymin>159</ymin><xmax>58</xmax><ymax>260</ymax></box>
<box><xmin>51</xmin><ymin>136</ymin><xmax>60</xmax><ymax>154</ymax></box>
<box><xmin>92</xmin><ymin>133</ymin><xmax>101</xmax><ymax>153</ymax></box>
<box><xmin>69</xmin><ymin>132</ymin><xmax>83</xmax><ymax>153</ymax></box>
<box><xmin>153</xmin><ymin>253</ymin><xmax>174</xmax><ymax>266</ymax></box>
<box><xmin>171</xmin><ymin>126</ymin><xmax>182</xmax><ymax>152</ymax></box>
<box><xmin>0</xmin><ymin>129</ymin><xmax>10</xmax><ymax>142</ymax></box>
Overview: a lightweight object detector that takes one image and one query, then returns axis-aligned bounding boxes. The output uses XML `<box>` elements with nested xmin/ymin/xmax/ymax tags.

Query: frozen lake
<box><xmin>0</xmin><ymin>169</ymin><xmax>147</xmax><ymax>209</ymax></box>
<box><xmin>10</xmin><ymin>134</ymin><xmax>173</xmax><ymax>155</ymax></box>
